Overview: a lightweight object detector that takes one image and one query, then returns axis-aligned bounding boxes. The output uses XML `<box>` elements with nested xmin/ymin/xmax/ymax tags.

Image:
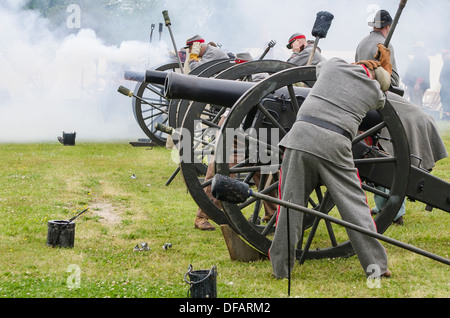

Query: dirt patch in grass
<box><xmin>90</xmin><ymin>202</ymin><xmax>122</xmax><ymax>224</ymax></box>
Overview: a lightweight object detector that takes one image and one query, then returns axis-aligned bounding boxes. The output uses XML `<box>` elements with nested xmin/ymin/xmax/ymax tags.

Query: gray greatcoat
<box><xmin>356</xmin><ymin>31</ymin><xmax>447</xmax><ymax>169</ymax></box>
<box><xmin>355</xmin><ymin>30</ymin><xmax>400</xmax><ymax>87</ymax></box>
<box><xmin>288</xmin><ymin>45</ymin><xmax>326</xmax><ymax>66</ymax></box>
<box><xmin>381</xmin><ymin>93</ymin><xmax>448</xmax><ymax>170</ymax></box>
<box><xmin>188</xmin><ymin>44</ymin><xmax>229</xmax><ymax>71</ymax></box>
<box><xmin>270</xmin><ymin>58</ymin><xmax>389</xmax><ymax>278</ymax></box>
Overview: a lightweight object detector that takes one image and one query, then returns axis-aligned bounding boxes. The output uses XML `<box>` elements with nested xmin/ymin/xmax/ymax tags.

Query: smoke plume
<box><xmin>0</xmin><ymin>0</ymin><xmax>449</xmax><ymax>142</ymax></box>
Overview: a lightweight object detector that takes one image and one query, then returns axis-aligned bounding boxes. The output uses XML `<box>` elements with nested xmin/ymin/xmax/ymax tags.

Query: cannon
<box><xmin>124</xmin><ymin>62</ymin><xmax>182</xmax><ymax>147</ymax></box>
<box><xmin>119</xmin><ymin>36</ymin><xmax>279</xmax><ymax>147</ymax></box>
<box><xmin>121</xmin><ymin>58</ymin><xmax>291</xmax><ymax>186</ymax></box>
<box><xmin>120</xmin><ymin>58</ymin><xmax>240</xmax><ymax>189</ymax></box>
<box><xmin>119</xmin><ymin>58</ymin><xmax>235</xmax><ymax>146</ymax></box>
<box><xmin>164</xmin><ymin>64</ymin><xmax>450</xmax><ymax>262</ymax></box>
<box><xmin>166</xmin><ymin>63</ymin><xmax>376</xmax><ymax>228</ymax></box>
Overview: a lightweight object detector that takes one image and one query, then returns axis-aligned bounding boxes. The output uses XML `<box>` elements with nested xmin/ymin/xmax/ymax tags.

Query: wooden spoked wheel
<box><xmin>214</xmin><ymin>66</ymin><xmax>410</xmax><ymax>260</ymax></box>
<box><xmin>133</xmin><ymin>62</ymin><xmax>182</xmax><ymax>146</ymax></box>
<box><xmin>178</xmin><ymin>60</ymin><xmax>297</xmax><ymax>227</ymax></box>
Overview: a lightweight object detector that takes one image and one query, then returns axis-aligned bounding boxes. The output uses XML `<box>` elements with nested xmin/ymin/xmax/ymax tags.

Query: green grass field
<box><xmin>0</xmin><ymin>123</ymin><xmax>449</xmax><ymax>299</ymax></box>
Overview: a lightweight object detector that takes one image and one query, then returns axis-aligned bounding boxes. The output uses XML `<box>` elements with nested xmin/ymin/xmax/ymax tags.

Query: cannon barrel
<box><xmin>124</xmin><ymin>70</ymin><xmax>168</xmax><ymax>85</ymax></box>
<box><xmin>124</xmin><ymin>71</ymin><xmax>145</xmax><ymax>82</ymax></box>
<box><xmin>145</xmin><ymin>70</ymin><xmax>168</xmax><ymax>85</ymax></box>
<box><xmin>164</xmin><ymin>72</ymin><xmax>256</xmax><ymax>107</ymax></box>
<box><xmin>163</xmin><ymin>72</ymin><xmax>384</xmax><ymax>129</ymax></box>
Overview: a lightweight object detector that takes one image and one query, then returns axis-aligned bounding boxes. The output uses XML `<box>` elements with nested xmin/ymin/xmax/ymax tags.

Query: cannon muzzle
<box><xmin>124</xmin><ymin>70</ymin><xmax>169</xmax><ymax>85</ymax></box>
<box><xmin>145</xmin><ymin>70</ymin><xmax>169</xmax><ymax>85</ymax></box>
<box><xmin>124</xmin><ymin>71</ymin><xmax>145</xmax><ymax>82</ymax></box>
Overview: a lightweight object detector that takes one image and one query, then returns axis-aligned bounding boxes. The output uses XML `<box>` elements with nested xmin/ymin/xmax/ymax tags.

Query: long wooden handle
<box><xmin>384</xmin><ymin>0</ymin><xmax>408</xmax><ymax>48</ymax></box>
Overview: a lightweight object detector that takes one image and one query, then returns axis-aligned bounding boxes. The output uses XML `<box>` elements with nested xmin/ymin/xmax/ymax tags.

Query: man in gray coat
<box><xmin>184</xmin><ymin>35</ymin><xmax>230</xmax><ymax>230</ymax></box>
<box><xmin>287</xmin><ymin>33</ymin><xmax>326</xmax><ymax>66</ymax></box>
<box><xmin>185</xmin><ymin>34</ymin><xmax>230</xmax><ymax>72</ymax></box>
<box><xmin>355</xmin><ymin>10</ymin><xmax>400</xmax><ymax>87</ymax></box>
<box><xmin>269</xmin><ymin>50</ymin><xmax>393</xmax><ymax>279</ymax></box>
<box><xmin>403</xmin><ymin>43</ymin><xmax>430</xmax><ymax>106</ymax></box>
<box><xmin>439</xmin><ymin>50</ymin><xmax>450</xmax><ymax>120</ymax></box>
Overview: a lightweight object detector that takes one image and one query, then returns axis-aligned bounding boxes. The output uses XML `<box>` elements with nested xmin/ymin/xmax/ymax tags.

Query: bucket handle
<box><xmin>183</xmin><ymin>264</ymin><xmax>217</xmax><ymax>285</ymax></box>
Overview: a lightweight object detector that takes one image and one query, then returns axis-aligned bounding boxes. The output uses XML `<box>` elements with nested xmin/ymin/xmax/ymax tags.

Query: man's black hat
<box><xmin>368</xmin><ymin>10</ymin><xmax>392</xmax><ymax>28</ymax></box>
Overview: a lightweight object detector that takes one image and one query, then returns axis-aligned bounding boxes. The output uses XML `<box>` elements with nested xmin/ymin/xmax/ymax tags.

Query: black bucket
<box><xmin>62</xmin><ymin>132</ymin><xmax>76</xmax><ymax>146</ymax></box>
<box><xmin>46</xmin><ymin>220</ymin><xmax>76</xmax><ymax>248</ymax></box>
<box><xmin>184</xmin><ymin>264</ymin><xmax>217</xmax><ymax>298</ymax></box>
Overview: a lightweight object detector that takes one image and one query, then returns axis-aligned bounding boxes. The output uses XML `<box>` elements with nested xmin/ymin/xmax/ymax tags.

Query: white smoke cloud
<box><xmin>0</xmin><ymin>0</ymin><xmax>448</xmax><ymax>143</ymax></box>
<box><xmin>0</xmin><ymin>2</ymin><xmax>170</xmax><ymax>143</ymax></box>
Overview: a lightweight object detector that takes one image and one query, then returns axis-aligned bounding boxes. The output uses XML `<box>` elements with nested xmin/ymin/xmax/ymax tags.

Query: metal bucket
<box><xmin>62</xmin><ymin>132</ymin><xmax>76</xmax><ymax>146</ymax></box>
<box><xmin>46</xmin><ymin>220</ymin><xmax>75</xmax><ymax>248</ymax></box>
<box><xmin>184</xmin><ymin>264</ymin><xmax>217</xmax><ymax>298</ymax></box>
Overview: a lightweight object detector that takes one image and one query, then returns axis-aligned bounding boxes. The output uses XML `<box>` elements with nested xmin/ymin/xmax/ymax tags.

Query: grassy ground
<box><xmin>0</xmin><ymin>123</ymin><xmax>449</xmax><ymax>299</ymax></box>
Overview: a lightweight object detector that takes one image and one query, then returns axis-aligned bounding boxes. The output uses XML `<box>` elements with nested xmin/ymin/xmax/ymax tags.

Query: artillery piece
<box><xmin>123</xmin><ymin>62</ymin><xmax>182</xmax><ymax>147</ymax></box>
<box><xmin>121</xmin><ymin>58</ymin><xmax>235</xmax><ymax>146</ymax></box>
<box><xmin>122</xmin><ymin>8</ymin><xmax>238</xmax><ymax>146</ymax></box>
<box><xmin>121</xmin><ymin>58</ymin><xmax>289</xmax><ymax>183</ymax></box>
<box><xmin>120</xmin><ymin>36</ymin><xmax>278</xmax><ymax>147</ymax></box>
<box><xmin>164</xmin><ymin>64</ymin><xmax>450</xmax><ymax>263</ymax></box>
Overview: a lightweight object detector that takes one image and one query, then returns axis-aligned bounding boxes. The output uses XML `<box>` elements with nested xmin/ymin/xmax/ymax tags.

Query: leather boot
<box><xmin>194</xmin><ymin>217</ymin><xmax>216</xmax><ymax>231</ymax></box>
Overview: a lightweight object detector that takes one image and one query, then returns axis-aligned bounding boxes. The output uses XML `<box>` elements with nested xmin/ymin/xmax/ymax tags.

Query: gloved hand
<box><xmin>374</xmin><ymin>43</ymin><xmax>392</xmax><ymax>76</ymax></box>
<box><xmin>189</xmin><ymin>41</ymin><xmax>202</xmax><ymax>61</ymax></box>
<box><xmin>356</xmin><ymin>60</ymin><xmax>381</xmax><ymax>70</ymax></box>
<box><xmin>374</xmin><ymin>66</ymin><xmax>391</xmax><ymax>91</ymax></box>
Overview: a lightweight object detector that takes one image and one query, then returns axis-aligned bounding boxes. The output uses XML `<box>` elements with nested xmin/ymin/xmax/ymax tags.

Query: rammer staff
<box><xmin>162</xmin><ymin>11</ymin><xmax>184</xmax><ymax>74</ymax></box>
